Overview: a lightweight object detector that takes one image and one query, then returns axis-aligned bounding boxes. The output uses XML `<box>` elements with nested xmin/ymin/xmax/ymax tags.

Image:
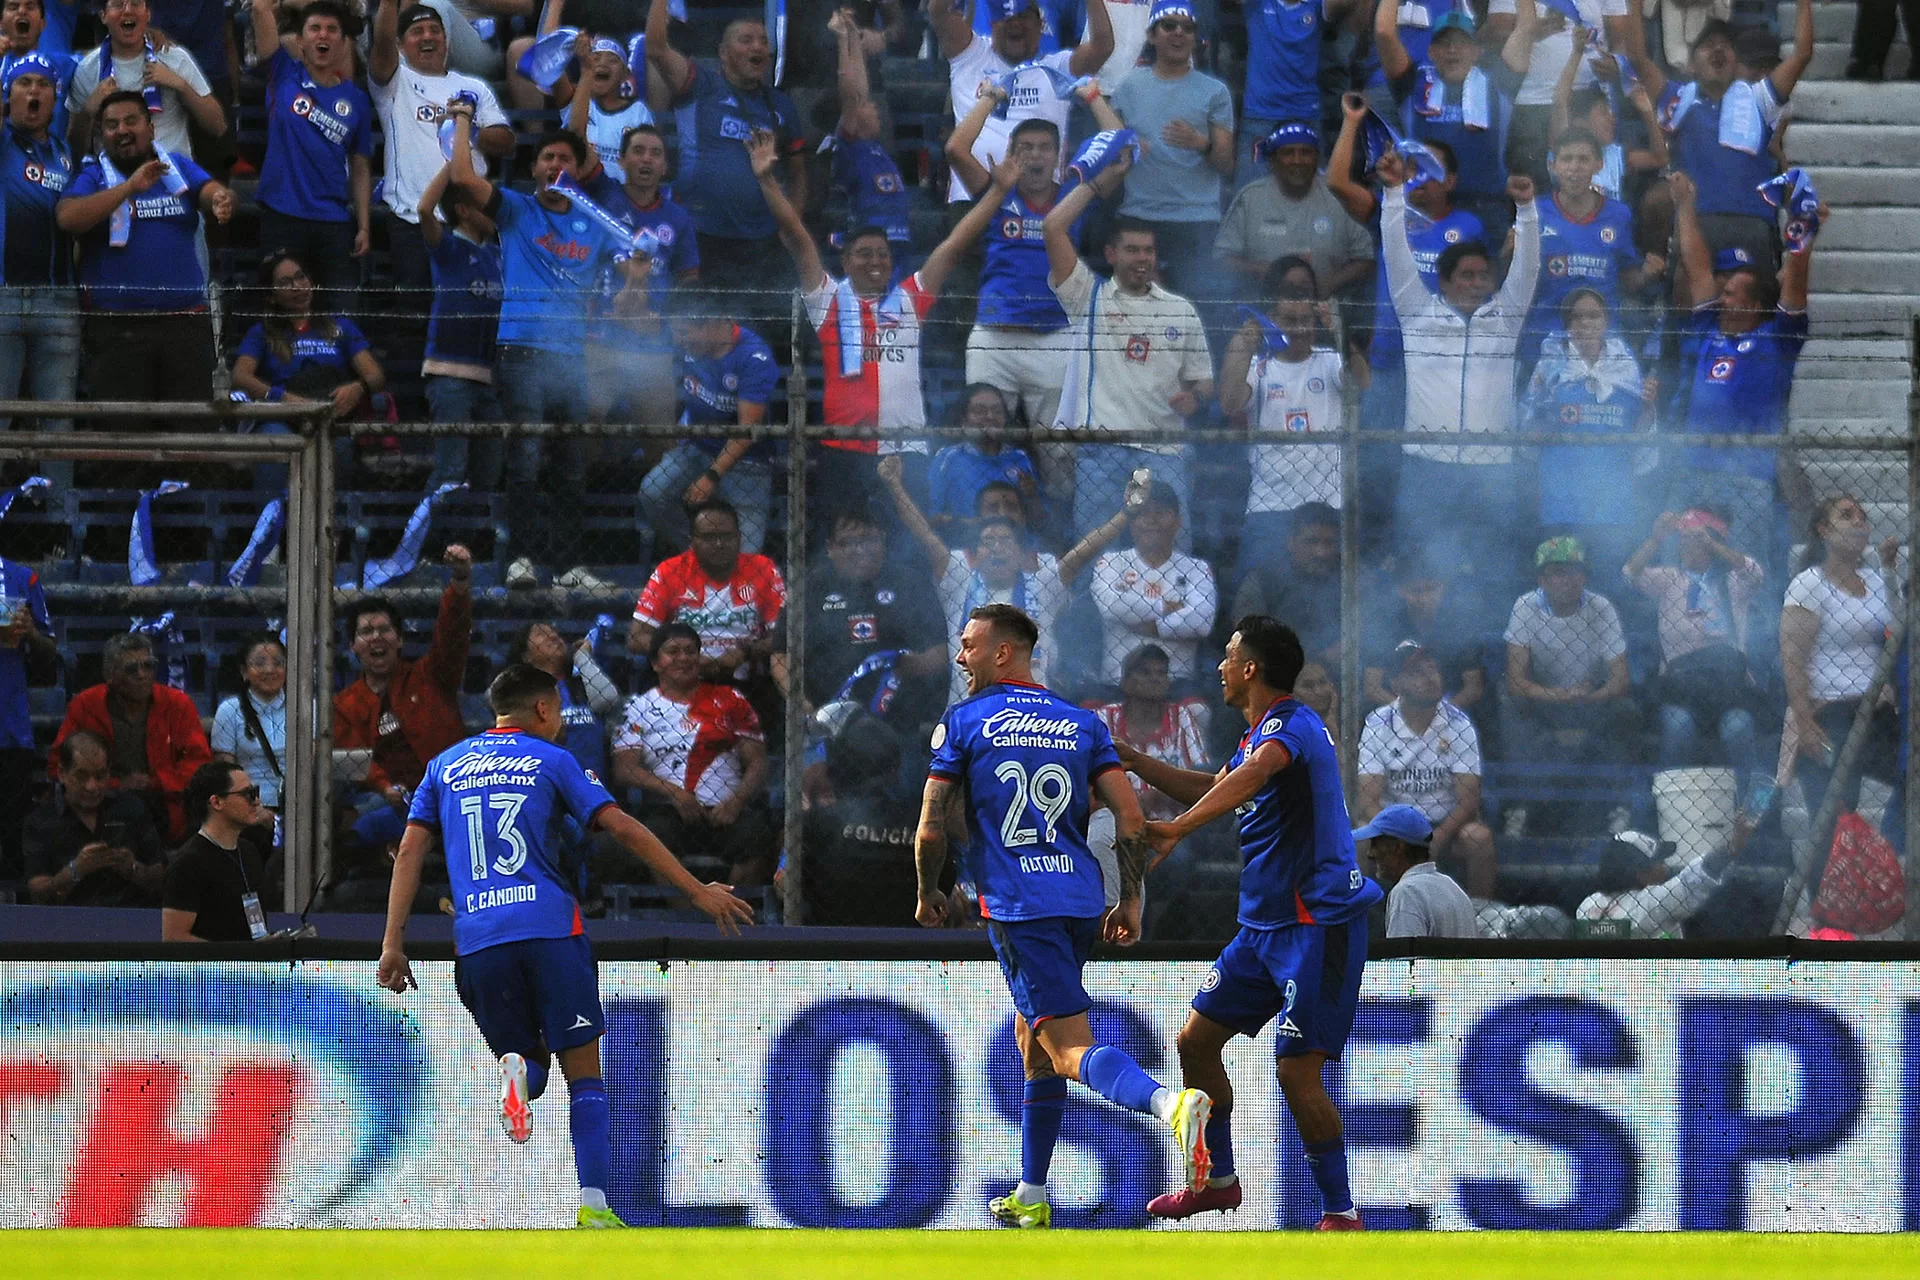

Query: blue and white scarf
<box><xmin>95</xmin><ymin>146</ymin><xmax>188</xmax><ymax>247</ymax></box>
<box><xmin>0</xmin><ymin>476</ymin><xmax>49</xmax><ymax>521</ymax></box>
<box><xmin>550</xmin><ymin>171</ymin><xmax>658</xmax><ymax>256</ymax></box>
<box><xmin>361</xmin><ymin>482</ymin><xmax>465</xmax><ymax>589</ymax></box>
<box><xmin>99</xmin><ymin>37</ymin><xmax>162</xmax><ymax>114</ymax></box>
<box><xmin>226</xmin><ymin>496</ymin><xmax>286</xmax><ymax>588</ymax></box>
<box><xmin>128</xmin><ymin>479</ymin><xmax>189</xmax><ymax>586</ymax></box>
<box><xmin>1414</xmin><ymin>63</ymin><xmax>1489</xmax><ymax>130</ymax></box>
<box><xmin>833</xmin><ymin>277</ymin><xmax>906</xmax><ymax>378</ymax></box>
<box><xmin>1663</xmin><ymin>79</ymin><xmax>1765</xmax><ymax>155</ymax></box>
<box><xmin>1758</xmin><ymin>168</ymin><xmax>1821</xmax><ymax>253</ymax></box>
<box><xmin>1238</xmin><ymin>306</ymin><xmax>1290</xmax><ymax>357</ymax></box>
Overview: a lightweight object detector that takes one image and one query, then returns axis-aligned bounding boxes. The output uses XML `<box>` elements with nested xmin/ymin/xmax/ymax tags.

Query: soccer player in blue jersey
<box><xmin>917</xmin><ymin>602</ymin><xmax>1212</xmax><ymax>1229</ymax></box>
<box><xmin>377</xmin><ymin>663</ymin><xmax>753</xmax><ymax>1228</ymax></box>
<box><xmin>1124</xmin><ymin>616</ymin><xmax>1383</xmax><ymax>1229</ymax></box>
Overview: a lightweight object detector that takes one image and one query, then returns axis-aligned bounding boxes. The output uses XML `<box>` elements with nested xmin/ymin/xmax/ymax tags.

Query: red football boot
<box><xmin>1146</xmin><ymin>1181</ymin><xmax>1244</xmax><ymax>1219</ymax></box>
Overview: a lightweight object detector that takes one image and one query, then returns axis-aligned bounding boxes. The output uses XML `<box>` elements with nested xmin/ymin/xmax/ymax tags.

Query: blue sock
<box><xmin>1077</xmin><ymin>1044</ymin><xmax>1164</xmax><ymax>1114</ymax></box>
<box><xmin>1206</xmin><ymin>1111</ymin><xmax>1235</xmax><ymax>1180</ymax></box>
<box><xmin>525</xmin><ymin>1057</ymin><xmax>550</xmax><ymax>1101</ymax></box>
<box><xmin>1304</xmin><ymin>1137</ymin><xmax>1353</xmax><ymax>1214</ymax></box>
<box><xmin>568</xmin><ymin>1076</ymin><xmax>612</xmax><ymax>1199</ymax></box>
<box><xmin>1021</xmin><ymin>1077</ymin><xmax>1068</xmax><ymax>1186</ymax></box>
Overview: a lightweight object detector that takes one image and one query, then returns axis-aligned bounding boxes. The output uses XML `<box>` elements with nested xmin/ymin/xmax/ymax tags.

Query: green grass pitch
<box><xmin>7</xmin><ymin>1230</ymin><xmax>1920</xmax><ymax>1280</ymax></box>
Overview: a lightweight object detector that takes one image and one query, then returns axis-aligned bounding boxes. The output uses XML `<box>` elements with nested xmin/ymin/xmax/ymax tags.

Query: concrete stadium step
<box><xmin>1787</xmin><ymin>376</ymin><xmax>1911</xmax><ymax>417</ymax></box>
<box><xmin>1790</xmin><ymin>81</ymin><xmax>1920</xmax><ymax>125</ymax></box>
<box><xmin>1801</xmin><ymin>454</ymin><xmax>1910</xmax><ymax>503</ymax></box>
<box><xmin>1796</xmin><ymin>166</ymin><xmax>1920</xmax><ymax>207</ymax></box>
<box><xmin>1791</xmin><ymin>338</ymin><xmax>1911</xmax><ymax>379</ymax></box>
<box><xmin>1807</xmin><ymin>251</ymin><xmax>1920</xmax><ymax>295</ymax></box>
<box><xmin>1807</xmin><ymin>45</ymin><xmax>1911</xmax><ymax>79</ymax></box>
<box><xmin>1804</xmin><ymin>292</ymin><xmax>1920</xmax><ymax>335</ymax></box>
<box><xmin>1783</xmin><ymin>122</ymin><xmax>1920</xmax><ymax>168</ymax></box>
<box><xmin>1800</xmin><ymin>207</ymin><xmax>1920</xmax><ymax>252</ymax></box>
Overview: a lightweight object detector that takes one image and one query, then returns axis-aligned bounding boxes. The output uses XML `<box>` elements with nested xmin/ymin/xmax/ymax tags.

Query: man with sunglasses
<box><xmin>161</xmin><ymin>761</ymin><xmax>271</xmax><ymax>941</ymax></box>
<box><xmin>52</xmin><ymin>630</ymin><xmax>211</xmax><ymax>842</ymax></box>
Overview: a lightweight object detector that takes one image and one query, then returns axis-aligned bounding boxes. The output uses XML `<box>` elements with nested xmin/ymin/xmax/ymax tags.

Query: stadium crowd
<box><xmin>0</xmin><ymin>0</ymin><xmax>1902</xmax><ymax>942</ymax></box>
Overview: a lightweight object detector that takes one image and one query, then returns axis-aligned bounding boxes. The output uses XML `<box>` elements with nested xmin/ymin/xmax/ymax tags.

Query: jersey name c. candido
<box><xmin>1231</xmin><ymin>697</ymin><xmax>1382</xmax><ymax>930</ymax></box>
<box><xmin>408</xmin><ymin>728</ymin><xmax>617</xmax><ymax>954</ymax></box>
<box><xmin>927</xmin><ymin>680</ymin><xmax>1122</xmax><ymax>922</ymax></box>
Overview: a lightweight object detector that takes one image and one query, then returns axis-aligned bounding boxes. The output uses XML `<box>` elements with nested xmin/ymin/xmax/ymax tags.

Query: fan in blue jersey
<box><xmin>378</xmin><ymin>663</ymin><xmax>752</xmax><ymax>1229</ymax></box>
<box><xmin>1124</xmin><ymin>616</ymin><xmax>1383</xmax><ymax>1229</ymax></box>
<box><xmin>1520</xmin><ymin>126</ymin><xmax>1655</xmax><ymax>363</ymax></box>
<box><xmin>917</xmin><ymin>602</ymin><xmax>1212</xmax><ymax>1230</ymax></box>
<box><xmin>825</xmin><ymin>9</ymin><xmax>912</xmax><ymax>271</ymax></box>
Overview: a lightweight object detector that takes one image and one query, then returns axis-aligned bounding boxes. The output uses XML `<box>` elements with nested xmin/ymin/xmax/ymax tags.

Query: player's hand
<box><xmin>1101</xmin><ymin>897</ymin><xmax>1143</xmax><ymax>947</ymax></box>
<box><xmin>1142</xmin><ymin>820</ymin><xmax>1181</xmax><ymax>868</ymax></box>
<box><xmin>691</xmin><ymin>880</ymin><xmax>754</xmax><ymax>934</ymax></box>
<box><xmin>914</xmin><ymin>890</ymin><xmax>948</xmax><ymax>928</ymax></box>
<box><xmin>942</xmin><ymin>884</ymin><xmax>977</xmax><ymax>928</ymax></box>
<box><xmin>1113</xmin><ymin>740</ymin><xmax>1146</xmax><ymax>772</ymax></box>
<box><xmin>377</xmin><ymin>946</ymin><xmax>416</xmax><ymax>993</ymax></box>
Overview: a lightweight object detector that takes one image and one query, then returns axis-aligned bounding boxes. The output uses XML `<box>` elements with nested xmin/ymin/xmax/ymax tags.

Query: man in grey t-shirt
<box><xmin>1215</xmin><ymin>122</ymin><xmax>1375</xmax><ymax>300</ymax></box>
<box><xmin>1355</xmin><ymin>803</ymin><xmax>1479</xmax><ymax>936</ymax></box>
<box><xmin>1109</xmin><ymin>0</ymin><xmax>1232</xmax><ymax>296</ymax></box>
<box><xmin>1503</xmin><ymin>535</ymin><xmax>1639</xmax><ymax>778</ymax></box>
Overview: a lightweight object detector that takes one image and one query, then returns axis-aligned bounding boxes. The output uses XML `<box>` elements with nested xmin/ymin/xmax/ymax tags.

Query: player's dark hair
<box><xmin>1436</xmin><ymin>239</ymin><xmax>1492</xmax><ymax>282</ymax></box>
<box><xmin>186</xmin><ymin>760</ymin><xmax>246</xmax><ymax>828</ymax></box>
<box><xmin>620</xmin><ymin>123</ymin><xmax>666</xmax><ymax>156</ymax></box>
<box><xmin>827</xmin><ymin>507</ymin><xmax>883</xmax><ymax>541</ymax></box>
<box><xmin>298</xmin><ymin>0</ymin><xmax>361</xmax><ymax>37</ymax></box>
<box><xmin>1551</xmin><ymin>126</ymin><xmax>1603</xmax><ymax>160</ymax></box>
<box><xmin>970</xmin><ymin>602</ymin><xmax>1039</xmax><ymax>654</ymax></box>
<box><xmin>1291</xmin><ymin>501</ymin><xmax>1339</xmax><ymax>536</ymax></box>
<box><xmin>345</xmin><ymin>596</ymin><xmax>398</xmax><ymax>641</ymax></box>
<box><xmin>58</xmin><ymin>729</ymin><xmax>110</xmax><ymax>772</ymax></box>
<box><xmin>537</xmin><ymin>129</ymin><xmax>588</xmax><ymax>167</ymax></box>
<box><xmin>1234</xmin><ymin>615</ymin><xmax>1306</xmax><ymax>693</ymax></box>
<box><xmin>974</xmin><ymin>479</ymin><xmax>1023</xmax><ymax>514</ymax></box>
<box><xmin>649</xmin><ymin>620</ymin><xmax>702</xmax><ymax>660</ymax></box>
<box><xmin>842</xmin><ymin>224</ymin><xmax>892</xmax><ymax>253</ymax></box>
<box><xmin>488</xmin><ymin>662</ymin><xmax>560</xmax><ymax>718</ymax></box>
<box><xmin>1008</xmin><ymin>117</ymin><xmax>1060</xmax><ymax>149</ymax></box>
<box><xmin>1263</xmin><ymin>253</ymin><xmax>1318</xmax><ymax>299</ymax></box>
<box><xmin>689</xmin><ymin>499</ymin><xmax>741</xmax><ymax>533</ymax></box>
<box><xmin>1106</xmin><ymin>216</ymin><xmax>1156</xmax><ymax>251</ymax></box>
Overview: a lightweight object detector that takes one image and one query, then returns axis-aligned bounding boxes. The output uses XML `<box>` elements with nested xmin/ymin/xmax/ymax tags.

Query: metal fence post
<box><xmin>1339</xmin><ymin>382</ymin><xmax>1362</xmax><ymax>791</ymax></box>
<box><xmin>782</xmin><ymin>288</ymin><xmax>808</xmax><ymax>925</ymax></box>
<box><xmin>1906</xmin><ymin>316</ymin><xmax>1919</xmax><ymax>938</ymax></box>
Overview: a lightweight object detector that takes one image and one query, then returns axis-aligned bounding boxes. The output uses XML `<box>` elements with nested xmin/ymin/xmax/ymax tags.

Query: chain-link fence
<box><xmin>2</xmin><ymin>266</ymin><xmax>1914</xmax><ymax>947</ymax></box>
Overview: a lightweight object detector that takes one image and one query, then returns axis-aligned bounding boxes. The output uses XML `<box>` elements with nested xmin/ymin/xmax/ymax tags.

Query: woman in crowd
<box><xmin>210</xmin><ymin>633</ymin><xmax>286</xmax><ymax>844</ymax></box>
<box><xmin>230</xmin><ymin>249</ymin><xmax>387</xmax><ymax>487</ymax></box>
<box><xmin>1624</xmin><ymin>507</ymin><xmax>1765</xmax><ymax>779</ymax></box>
<box><xmin>1780</xmin><ymin>495</ymin><xmax>1902</xmax><ymax>819</ymax></box>
<box><xmin>1524</xmin><ymin>287</ymin><xmax>1656</xmax><ymax>583</ymax></box>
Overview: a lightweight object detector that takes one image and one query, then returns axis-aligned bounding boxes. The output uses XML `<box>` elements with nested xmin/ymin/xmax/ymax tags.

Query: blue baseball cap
<box><xmin>1713</xmin><ymin>245</ymin><xmax>1755</xmax><ymax>273</ymax></box>
<box><xmin>1431</xmin><ymin>9</ymin><xmax>1477</xmax><ymax>38</ymax></box>
<box><xmin>1353</xmin><ymin>804</ymin><xmax>1434</xmax><ymax>845</ymax></box>
<box><xmin>985</xmin><ymin>0</ymin><xmax>1041</xmax><ymax>23</ymax></box>
<box><xmin>1150</xmin><ymin>0</ymin><xmax>1198</xmax><ymax>24</ymax></box>
<box><xmin>1254</xmin><ymin>120</ymin><xmax>1320</xmax><ymax>161</ymax></box>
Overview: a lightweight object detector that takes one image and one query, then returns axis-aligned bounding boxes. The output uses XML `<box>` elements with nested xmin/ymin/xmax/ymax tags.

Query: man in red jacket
<box><xmin>333</xmin><ymin>545</ymin><xmax>473</xmax><ymax>866</ymax></box>
<box><xmin>52</xmin><ymin>632</ymin><xmax>213</xmax><ymax>841</ymax></box>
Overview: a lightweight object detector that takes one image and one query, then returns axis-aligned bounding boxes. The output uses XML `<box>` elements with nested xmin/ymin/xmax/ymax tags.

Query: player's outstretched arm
<box><xmin>912</xmin><ymin>777</ymin><xmax>957</xmax><ymax>927</ymax></box>
<box><xmin>1094</xmin><ymin>769</ymin><xmax>1150</xmax><ymax>945</ymax></box>
<box><xmin>1145</xmin><ymin>742</ymin><xmax>1291</xmax><ymax>856</ymax></box>
<box><xmin>1117</xmin><ymin>741</ymin><xmax>1218</xmax><ymax>807</ymax></box>
<box><xmin>378</xmin><ymin>822</ymin><xmax>433</xmax><ymax>992</ymax></box>
<box><xmin>597</xmin><ymin>806</ymin><xmax>755</xmax><ymax>933</ymax></box>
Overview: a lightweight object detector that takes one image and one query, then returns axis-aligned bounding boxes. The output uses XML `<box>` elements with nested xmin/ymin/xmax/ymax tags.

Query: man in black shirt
<box><xmin>24</xmin><ymin>731</ymin><xmax>168</xmax><ymax>907</ymax></box>
<box><xmin>162</xmin><ymin>761</ymin><xmax>272</xmax><ymax>942</ymax></box>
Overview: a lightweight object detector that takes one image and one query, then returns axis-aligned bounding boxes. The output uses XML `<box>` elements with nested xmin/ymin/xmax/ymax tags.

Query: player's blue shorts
<box><xmin>454</xmin><ymin>933</ymin><xmax>606</xmax><ymax>1059</ymax></box>
<box><xmin>987</xmin><ymin>916</ymin><xmax>1101</xmax><ymax>1025</ymax></box>
<box><xmin>1191</xmin><ymin>920</ymin><xmax>1368</xmax><ymax>1058</ymax></box>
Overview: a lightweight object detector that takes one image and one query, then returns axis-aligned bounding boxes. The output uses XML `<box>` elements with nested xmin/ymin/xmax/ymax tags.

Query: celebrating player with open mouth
<box><xmin>914</xmin><ymin>603</ymin><xmax>1212</xmax><ymax>1229</ymax></box>
<box><xmin>378</xmin><ymin>663</ymin><xmax>753</xmax><ymax>1228</ymax></box>
<box><xmin>1122</xmin><ymin>616</ymin><xmax>1382</xmax><ymax>1229</ymax></box>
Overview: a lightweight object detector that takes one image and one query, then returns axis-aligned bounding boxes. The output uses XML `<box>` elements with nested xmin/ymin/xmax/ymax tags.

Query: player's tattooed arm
<box><xmin>1094</xmin><ymin>767</ymin><xmax>1151</xmax><ymax>895</ymax></box>
<box><xmin>913</xmin><ymin>777</ymin><xmax>957</xmax><ymax>925</ymax></box>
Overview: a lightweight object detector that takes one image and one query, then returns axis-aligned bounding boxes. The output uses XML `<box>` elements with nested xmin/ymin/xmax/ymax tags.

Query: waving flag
<box><xmin>0</xmin><ymin>476</ymin><xmax>49</xmax><ymax>521</ymax></box>
<box><xmin>362</xmin><ymin>483</ymin><xmax>466</xmax><ymax>590</ymax></box>
<box><xmin>1237</xmin><ymin>307</ymin><xmax>1290</xmax><ymax>357</ymax></box>
<box><xmin>1758</xmin><ymin>168</ymin><xmax>1821</xmax><ymax>253</ymax></box>
<box><xmin>551</xmin><ymin>172</ymin><xmax>660</xmax><ymax>256</ymax></box>
<box><xmin>129</xmin><ymin>479</ymin><xmax>190</xmax><ymax>586</ymax></box>
<box><xmin>226</xmin><ymin>497</ymin><xmax>286</xmax><ymax>588</ymax></box>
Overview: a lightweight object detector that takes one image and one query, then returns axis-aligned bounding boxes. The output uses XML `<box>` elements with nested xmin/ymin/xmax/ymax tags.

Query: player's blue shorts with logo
<box><xmin>987</xmin><ymin>916</ymin><xmax>1101</xmax><ymax>1024</ymax></box>
<box><xmin>454</xmin><ymin>934</ymin><xmax>607</xmax><ymax>1058</ymax></box>
<box><xmin>1191</xmin><ymin>920</ymin><xmax>1368</xmax><ymax>1058</ymax></box>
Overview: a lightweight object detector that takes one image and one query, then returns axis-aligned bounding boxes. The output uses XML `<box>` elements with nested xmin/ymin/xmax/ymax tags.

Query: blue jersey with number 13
<box><xmin>928</xmin><ymin>680</ymin><xmax>1122</xmax><ymax>922</ymax></box>
<box><xmin>408</xmin><ymin>727</ymin><xmax>618</xmax><ymax>954</ymax></box>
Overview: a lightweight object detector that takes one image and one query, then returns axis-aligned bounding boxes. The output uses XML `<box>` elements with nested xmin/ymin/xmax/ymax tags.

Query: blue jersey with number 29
<box><xmin>408</xmin><ymin>727</ymin><xmax>618</xmax><ymax>954</ymax></box>
<box><xmin>1233</xmin><ymin>697</ymin><xmax>1382</xmax><ymax>930</ymax></box>
<box><xmin>928</xmin><ymin>680</ymin><xmax>1122</xmax><ymax>922</ymax></box>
